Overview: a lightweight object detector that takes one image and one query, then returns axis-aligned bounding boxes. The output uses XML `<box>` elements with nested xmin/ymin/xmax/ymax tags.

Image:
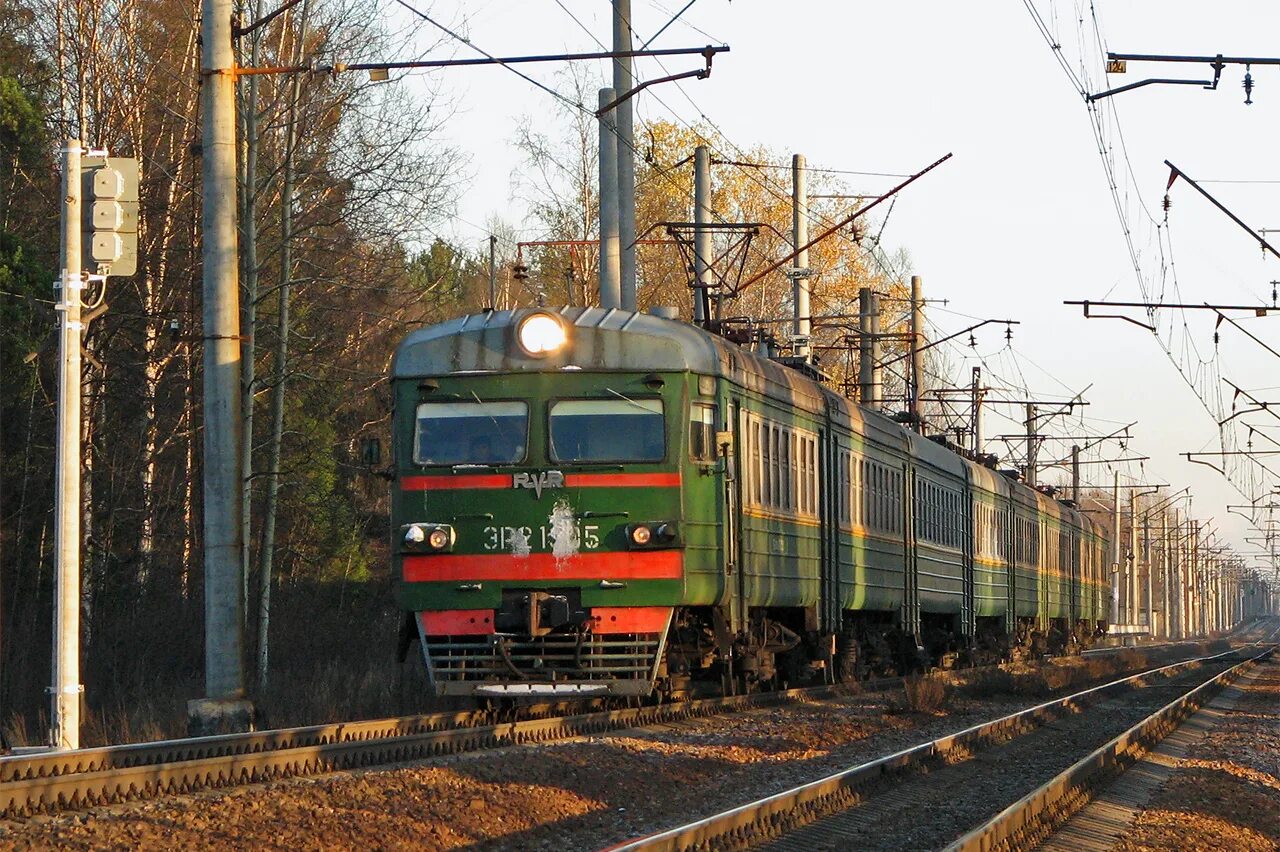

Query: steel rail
<box><xmin>0</xmin><ymin>634</ymin><xmax>1242</xmax><ymax>819</ymax></box>
<box><xmin>946</xmin><ymin>628</ymin><xmax>1280</xmax><ymax>852</ymax></box>
<box><xmin>603</xmin><ymin>632</ymin><xmax>1273</xmax><ymax>852</ymax></box>
<box><xmin>0</xmin><ymin>670</ymin><xmax>952</xmax><ymax>817</ymax></box>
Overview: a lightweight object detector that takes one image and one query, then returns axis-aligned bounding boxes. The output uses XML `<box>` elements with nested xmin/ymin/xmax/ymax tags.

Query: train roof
<box><xmin>393</xmin><ymin>306</ymin><xmax>828</xmax><ymax>410</ymax></box>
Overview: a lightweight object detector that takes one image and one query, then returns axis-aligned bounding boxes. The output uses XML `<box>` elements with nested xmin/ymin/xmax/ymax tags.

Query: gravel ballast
<box><xmin>0</xmin><ymin>647</ymin><xmax>1235</xmax><ymax>851</ymax></box>
<box><xmin>1113</xmin><ymin>659</ymin><xmax>1280</xmax><ymax>852</ymax></box>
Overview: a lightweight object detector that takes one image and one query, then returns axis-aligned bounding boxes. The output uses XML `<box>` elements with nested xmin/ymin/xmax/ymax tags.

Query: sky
<box><xmin>386</xmin><ymin>1</ymin><xmax>1280</xmax><ymax>568</ymax></box>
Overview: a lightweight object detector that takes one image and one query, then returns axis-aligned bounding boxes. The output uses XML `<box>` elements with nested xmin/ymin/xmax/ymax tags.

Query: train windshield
<box><xmin>549</xmin><ymin>397</ymin><xmax>665</xmax><ymax>462</ymax></box>
<box><xmin>414</xmin><ymin>401</ymin><xmax>528</xmax><ymax>465</ymax></box>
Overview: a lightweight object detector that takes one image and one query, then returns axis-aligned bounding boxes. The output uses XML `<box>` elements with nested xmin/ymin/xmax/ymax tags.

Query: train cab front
<box><xmin>392</xmin><ymin>310</ymin><xmax>688</xmax><ymax>699</ymax></box>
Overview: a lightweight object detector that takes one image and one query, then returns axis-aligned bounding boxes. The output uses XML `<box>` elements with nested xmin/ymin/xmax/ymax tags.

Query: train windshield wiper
<box><xmin>606</xmin><ymin>387</ymin><xmax>655</xmax><ymax>412</ymax></box>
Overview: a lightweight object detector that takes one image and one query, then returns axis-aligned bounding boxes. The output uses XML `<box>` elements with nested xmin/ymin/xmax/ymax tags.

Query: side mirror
<box><xmin>360</xmin><ymin>436</ymin><xmax>382</xmax><ymax>467</ymax></box>
<box><xmin>715</xmin><ymin>430</ymin><xmax>733</xmax><ymax>457</ymax></box>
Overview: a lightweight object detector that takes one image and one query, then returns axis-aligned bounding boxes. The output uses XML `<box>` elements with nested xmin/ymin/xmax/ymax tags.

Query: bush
<box><xmin>896</xmin><ymin>674</ymin><xmax>949</xmax><ymax>714</ymax></box>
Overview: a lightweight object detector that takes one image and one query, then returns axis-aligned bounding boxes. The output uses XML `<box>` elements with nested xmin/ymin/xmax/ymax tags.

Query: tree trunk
<box><xmin>257</xmin><ymin>0</ymin><xmax>308</xmax><ymax>691</ymax></box>
<box><xmin>239</xmin><ymin>0</ymin><xmax>264</xmax><ymax>617</ymax></box>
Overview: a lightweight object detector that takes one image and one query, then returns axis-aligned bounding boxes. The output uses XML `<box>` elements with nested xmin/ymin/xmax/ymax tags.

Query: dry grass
<box><xmin>892</xmin><ymin>675</ymin><xmax>949</xmax><ymax>715</ymax></box>
<box><xmin>1</xmin><ymin>578</ymin><xmax>447</xmax><ymax>747</ymax></box>
<box><xmin>956</xmin><ymin>648</ymin><xmax>1160</xmax><ymax>702</ymax></box>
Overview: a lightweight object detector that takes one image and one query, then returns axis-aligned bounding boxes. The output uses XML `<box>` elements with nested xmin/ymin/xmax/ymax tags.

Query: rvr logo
<box><xmin>512</xmin><ymin>470</ymin><xmax>565</xmax><ymax>498</ymax></box>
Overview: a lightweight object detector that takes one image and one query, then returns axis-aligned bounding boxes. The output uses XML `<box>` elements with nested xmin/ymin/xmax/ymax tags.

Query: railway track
<box><xmin>949</xmin><ymin>641</ymin><xmax>1280</xmax><ymax>851</ymax></box>
<box><xmin>606</xmin><ymin>625</ymin><xmax>1279</xmax><ymax>852</ymax></box>
<box><xmin>0</xmin><ymin>665</ymin><xmax>971</xmax><ymax>819</ymax></box>
<box><xmin>0</xmin><ymin>632</ymin><xmax>1239</xmax><ymax>822</ymax></box>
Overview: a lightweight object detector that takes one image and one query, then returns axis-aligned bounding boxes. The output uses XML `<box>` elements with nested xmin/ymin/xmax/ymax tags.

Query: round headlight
<box><xmin>427</xmin><ymin>527</ymin><xmax>451</xmax><ymax>550</ymax></box>
<box><xmin>517</xmin><ymin>312</ymin><xmax>567</xmax><ymax>356</ymax></box>
<box><xmin>630</xmin><ymin>525</ymin><xmax>652</xmax><ymax>546</ymax></box>
<box><xmin>404</xmin><ymin>525</ymin><xmax>426</xmax><ymax>545</ymax></box>
<box><xmin>655</xmin><ymin>523</ymin><xmax>676</xmax><ymax>543</ymax></box>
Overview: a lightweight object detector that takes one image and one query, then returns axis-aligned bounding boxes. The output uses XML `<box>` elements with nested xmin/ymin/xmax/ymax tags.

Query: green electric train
<box><xmin>390</xmin><ymin>307</ymin><xmax>1111</xmax><ymax>698</ymax></box>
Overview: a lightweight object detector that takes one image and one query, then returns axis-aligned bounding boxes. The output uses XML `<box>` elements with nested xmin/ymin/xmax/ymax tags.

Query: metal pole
<box><xmin>597</xmin><ymin>88</ymin><xmax>621</xmax><ymax>311</ymax></box>
<box><xmin>1024</xmin><ymin>404</ymin><xmax>1036</xmax><ymax>487</ymax></box>
<box><xmin>613</xmin><ymin>0</ymin><xmax>637</xmax><ymax>311</ymax></box>
<box><xmin>487</xmin><ymin>235</ymin><xmax>497</xmax><ymax>309</ymax></box>
<box><xmin>1171</xmin><ymin>512</ymin><xmax>1180</xmax><ymax>637</ymax></box>
<box><xmin>1161</xmin><ymin>513</ymin><xmax>1171</xmax><ymax>638</ymax></box>
<box><xmin>1182</xmin><ymin>514</ymin><xmax>1192</xmax><ymax>634</ymax></box>
<box><xmin>1070</xmin><ymin>444</ymin><xmax>1080</xmax><ymax>505</ymax></box>
<box><xmin>858</xmin><ymin>288</ymin><xmax>873</xmax><ymax>403</ymax></box>
<box><xmin>1111</xmin><ymin>469</ymin><xmax>1121</xmax><ymax>627</ymax></box>
<box><xmin>51</xmin><ymin>138</ymin><xmax>82</xmax><ymax>751</ymax></box>
<box><xmin>972</xmin><ymin>367</ymin><xmax>983</xmax><ymax>455</ymax></box>
<box><xmin>194</xmin><ymin>0</ymin><xmax>250</xmax><ymax>732</ymax></box>
<box><xmin>792</xmin><ymin>154</ymin><xmax>810</xmax><ymax>359</ymax></box>
<box><xmin>910</xmin><ymin>275</ymin><xmax>924</xmax><ymax>429</ymax></box>
<box><xmin>693</xmin><ymin>145</ymin><xmax>711</xmax><ymax>325</ymax></box>
<box><xmin>1142</xmin><ymin>510</ymin><xmax>1152</xmax><ymax>630</ymax></box>
<box><xmin>1128</xmin><ymin>492</ymin><xmax>1137</xmax><ymax>626</ymax></box>
<box><xmin>869</xmin><ymin>291</ymin><xmax>882</xmax><ymax>407</ymax></box>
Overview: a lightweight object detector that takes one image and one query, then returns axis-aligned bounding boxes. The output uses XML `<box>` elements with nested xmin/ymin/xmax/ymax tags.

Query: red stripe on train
<box><xmin>401</xmin><ymin>474</ymin><xmax>510</xmax><ymax>491</ymax></box>
<box><xmin>563</xmin><ymin>472</ymin><xmax>681</xmax><ymax>487</ymax></box>
<box><xmin>419</xmin><ymin>610</ymin><xmax>493</xmax><ymax>636</ymax></box>
<box><xmin>418</xmin><ymin>606</ymin><xmax>671</xmax><ymax>636</ymax></box>
<box><xmin>403</xmin><ymin>550</ymin><xmax>683</xmax><ymax>582</ymax></box>
<box><xmin>399</xmin><ymin>472</ymin><xmax>681</xmax><ymax>491</ymax></box>
<box><xmin>589</xmin><ymin>606</ymin><xmax>671</xmax><ymax>634</ymax></box>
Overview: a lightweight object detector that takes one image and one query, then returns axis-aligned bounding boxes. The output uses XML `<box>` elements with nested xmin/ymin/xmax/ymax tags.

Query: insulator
<box><xmin>1162</xmin><ymin>194</ymin><xmax>1172</xmax><ymax>212</ymax></box>
<box><xmin>1244</xmin><ymin>67</ymin><xmax>1254</xmax><ymax>105</ymax></box>
<box><xmin>968</xmin><ymin>333</ymin><xmax>977</xmax><ymax>348</ymax></box>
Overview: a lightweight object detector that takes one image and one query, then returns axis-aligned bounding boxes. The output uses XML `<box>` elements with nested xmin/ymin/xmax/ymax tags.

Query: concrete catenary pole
<box><xmin>51</xmin><ymin>138</ymin><xmax>83</xmax><ymax>750</ymax></box>
<box><xmin>597</xmin><ymin>88</ymin><xmax>621</xmax><ymax>310</ymax></box>
<box><xmin>1174</xmin><ymin>509</ymin><xmax>1185</xmax><ymax>638</ymax></box>
<box><xmin>1111</xmin><ymin>469</ymin><xmax>1121</xmax><ymax>628</ymax></box>
<box><xmin>1146</xmin><ymin>504</ymin><xmax>1157</xmax><ymax>629</ymax></box>
<box><xmin>869</xmin><ymin>291</ymin><xmax>883</xmax><ymax>406</ymax></box>
<box><xmin>1024</xmin><ymin>404</ymin><xmax>1037</xmax><ymax>487</ymax></box>
<box><xmin>1128</xmin><ymin>492</ymin><xmax>1137</xmax><ymax>626</ymax></box>
<box><xmin>613</xmin><ymin>0</ymin><xmax>637</xmax><ymax>310</ymax></box>
<box><xmin>1166</xmin><ymin>511</ymin><xmax>1175</xmax><ymax>638</ymax></box>
<box><xmin>858</xmin><ymin>287</ymin><xmax>874</xmax><ymax>403</ymax></box>
<box><xmin>194</xmin><ymin>0</ymin><xmax>250</xmax><ymax>732</ymax></box>
<box><xmin>1182</xmin><ymin>514</ymin><xmax>1192</xmax><ymax>634</ymax></box>
<box><xmin>1070</xmin><ymin>445</ymin><xmax>1080</xmax><ymax>506</ymax></box>
<box><xmin>910</xmin><ymin>275</ymin><xmax>925</xmax><ymax>430</ymax></box>
<box><xmin>693</xmin><ymin>145</ymin><xmax>711</xmax><ymax>326</ymax></box>
<box><xmin>488</xmin><ymin>235</ymin><xmax>497</xmax><ymax>309</ymax></box>
<box><xmin>972</xmin><ymin>367</ymin><xmax>984</xmax><ymax>456</ymax></box>
<box><xmin>792</xmin><ymin>154</ymin><xmax>810</xmax><ymax>359</ymax></box>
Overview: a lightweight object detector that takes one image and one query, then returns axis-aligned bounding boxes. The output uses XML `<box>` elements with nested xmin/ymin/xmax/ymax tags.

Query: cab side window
<box><xmin>690</xmin><ymin>403</ymin><xmax>717</xmax><ymax>461</ymax></box>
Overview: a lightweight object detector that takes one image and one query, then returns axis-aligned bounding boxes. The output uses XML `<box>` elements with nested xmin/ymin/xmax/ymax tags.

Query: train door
<box><xmin>1004</xmin><ymin>494</ymin><xmax>1016</xmax><ymax>637</ymax></box>
<box><xmin>960</xmin><ymin>469</ymin><xmax>975</xmax><ymax>640</ymax></box>
<box><xmin>1069</xmin><ymin>527</ymin><xmax>1080</xmax><ymax>628</ymax></box>
<box><xmin>818</xmin><ymin>418</ymin><xmax>840</xmax><ymax>638</ymax></box>
<box><xmin>903</xmin><ymin>462</ymin><xmax>921</xmax><ymax>645</ymax></box>
<box><xmin>725</xmin><ymin>398</ymin><xmax>745</xmax><ymax>635</ymax></box>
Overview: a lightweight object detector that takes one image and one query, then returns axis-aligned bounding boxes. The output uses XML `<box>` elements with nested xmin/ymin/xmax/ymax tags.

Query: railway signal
<box><xmin>80</xmin><ymin>156</ymin><xmax>139</xmax><ymax>278</ymax></box>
